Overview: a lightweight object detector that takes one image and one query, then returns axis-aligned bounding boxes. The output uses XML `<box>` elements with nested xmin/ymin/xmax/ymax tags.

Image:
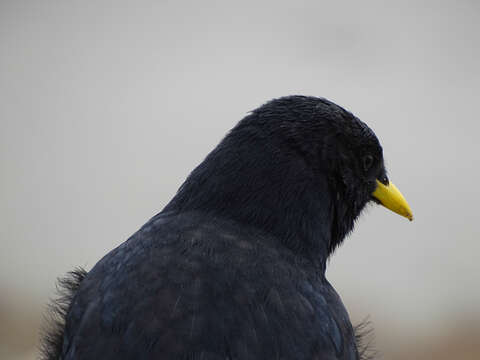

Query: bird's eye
<box><xmin>362</xmin><ymin>155</ymin><xmax>374</xmax><ymax>172</ymax></box>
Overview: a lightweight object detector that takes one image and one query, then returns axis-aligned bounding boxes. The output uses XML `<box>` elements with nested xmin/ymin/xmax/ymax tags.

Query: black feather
<box><xmin>39</xmin><ymin>268</ymin><xmax>87</xmax><ymax>360</ymax></box>
<box><xmin>354</xmin><ymin>317</ymin><xmax>378</xmax><ymax>360</ymax></box>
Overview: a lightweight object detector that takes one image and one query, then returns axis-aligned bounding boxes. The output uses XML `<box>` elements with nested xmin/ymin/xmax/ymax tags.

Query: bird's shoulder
<box><xmin>62</xmin><ymin>212</ymin><xmax>358</xmax><ymax>359</ymax></box>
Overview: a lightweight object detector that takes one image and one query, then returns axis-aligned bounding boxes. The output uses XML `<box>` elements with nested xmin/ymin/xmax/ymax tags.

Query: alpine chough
<box><xmin>40</xmin><ymin>95</ymin><xmax>413</xmax><ymax>360</ymax></box>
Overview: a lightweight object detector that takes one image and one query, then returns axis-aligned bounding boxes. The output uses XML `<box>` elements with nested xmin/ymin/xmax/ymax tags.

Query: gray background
<box><xmin>1</xmin><ymin>0</ymin><xmax>479</xmax><ymax>358</ymax></box>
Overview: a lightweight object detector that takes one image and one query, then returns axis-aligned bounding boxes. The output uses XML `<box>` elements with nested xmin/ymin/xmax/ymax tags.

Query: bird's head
<box><xmin>167</xmin><ymin>95</ymin><xmax>412</xmax><ymax>259</ymax></box>
<box><xmin>242</xmin><ymin>96</ymin><xmax>413</xmax><ymax>254</ymax></box>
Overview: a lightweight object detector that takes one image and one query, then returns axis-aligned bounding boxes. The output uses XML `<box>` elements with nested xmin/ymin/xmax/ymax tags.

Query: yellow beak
<box><xmin>372</xmin><ymin>180</ymin><xmax>413</xmax><ymax>221</ymax></box>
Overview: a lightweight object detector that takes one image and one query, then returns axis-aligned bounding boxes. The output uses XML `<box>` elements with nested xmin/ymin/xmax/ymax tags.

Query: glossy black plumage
<box><xmin>41</xmin><ymin>96</ymin><xmax>385</xmax><ymax>360</ymax></box>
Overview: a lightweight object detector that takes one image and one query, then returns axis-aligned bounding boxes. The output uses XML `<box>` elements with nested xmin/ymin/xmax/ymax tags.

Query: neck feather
<box><xmin>164</xmin><ymin>124</ymin><xmax>336</xmax><ymax>264</ymax></box>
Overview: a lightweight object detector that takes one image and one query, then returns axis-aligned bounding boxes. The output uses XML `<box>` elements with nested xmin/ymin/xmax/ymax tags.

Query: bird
<box><xmin>40</xmin><ymin>95</ymin><xmax>413</xmax><ymax>360</ymax></box>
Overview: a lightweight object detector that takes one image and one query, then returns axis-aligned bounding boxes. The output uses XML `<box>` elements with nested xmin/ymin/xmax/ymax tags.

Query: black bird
<box><xmin>40</xmin><ymin>96</ymin><xmax>412</xmax><ymax>360</ymax></box>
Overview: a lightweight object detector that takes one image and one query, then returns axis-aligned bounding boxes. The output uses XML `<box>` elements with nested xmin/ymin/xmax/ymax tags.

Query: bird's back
<box><xmin>51</xmin><ymin>211</ymin><xmax>359</xmax><ymax>359</ymax></box>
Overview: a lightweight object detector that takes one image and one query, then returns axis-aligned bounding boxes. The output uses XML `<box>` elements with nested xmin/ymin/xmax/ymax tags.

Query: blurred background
<box><xmin>1</xmin><ymin>0</ymin><xmax>479</xmax><ymax>358</ymax></box>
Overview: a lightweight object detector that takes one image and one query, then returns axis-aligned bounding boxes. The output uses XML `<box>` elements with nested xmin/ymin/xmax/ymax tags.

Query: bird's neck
<box><xmin>164</xmin><ymin>126</ymin><xmax>336</xmax><ymax>266</ymax></box>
